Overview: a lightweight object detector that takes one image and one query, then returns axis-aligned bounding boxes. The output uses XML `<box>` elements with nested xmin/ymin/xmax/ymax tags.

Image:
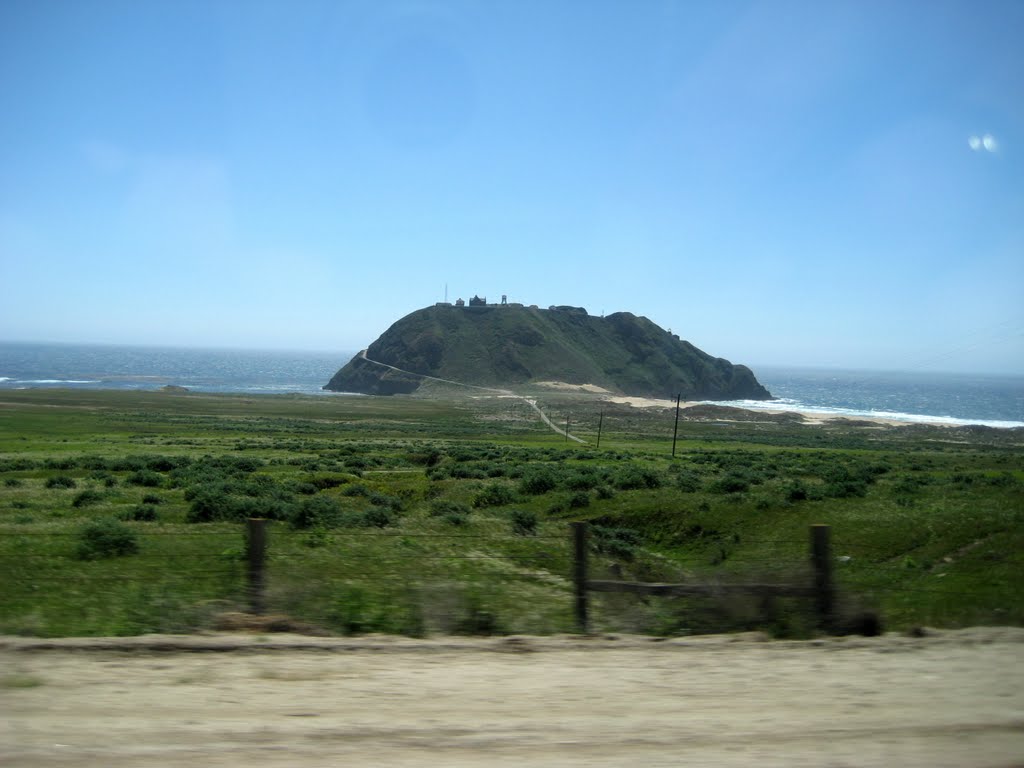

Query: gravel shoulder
<box><xmin>3</xmin><ymin>628</ymin><xmax>1023</xmax><ymax>767</ymax></box>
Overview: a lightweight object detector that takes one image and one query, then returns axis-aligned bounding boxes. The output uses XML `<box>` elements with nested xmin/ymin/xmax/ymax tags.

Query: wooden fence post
<box><xmin>811</xmin><ymin>524</ymin><xmax>833</xmax><ymax>629</ymax></box>
<box><xmin>246</xmin><ymin>518</ymin><xmax>267</xmax><ymax>615</ymax></box>
<box><xmin>572</xmin><ymin>522</ymin><xmax>589</xmax><ymax>633</ymax></box>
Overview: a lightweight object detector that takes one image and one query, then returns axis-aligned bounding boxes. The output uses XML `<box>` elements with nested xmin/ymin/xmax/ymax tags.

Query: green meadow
<box><xmin>1</xmin><ymin>388</ymin><xmax>1021</xmax><ymax>637</ymax></box>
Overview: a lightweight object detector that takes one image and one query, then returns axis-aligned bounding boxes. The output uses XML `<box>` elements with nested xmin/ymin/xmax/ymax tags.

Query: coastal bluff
<box><xmin>324</xmin><ymin>303</ymin><xmax>772</xmax><ymax>400</ymax></box>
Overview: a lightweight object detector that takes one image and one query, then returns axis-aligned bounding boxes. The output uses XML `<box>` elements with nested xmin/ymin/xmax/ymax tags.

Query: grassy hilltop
<box><xmin>324</xmin><ymin>303</ymin><xmax>771</xmax><ymax>399</ymax></box>
<box><xmin>0</xmin><ymin>388</ymin><xmax>1021</xmax><ymax>638</ymax></box>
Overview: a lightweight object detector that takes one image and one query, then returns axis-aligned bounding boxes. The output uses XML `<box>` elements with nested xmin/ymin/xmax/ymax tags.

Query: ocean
<box><xmin>0</xmin><ymin>341</ymin><xmax>345</xmax><ymax>397</ymax></box>
<box><xmin>1</xmin><ymin>342</ymin><xmax>1021</xmax><ymax>429</ymax></box>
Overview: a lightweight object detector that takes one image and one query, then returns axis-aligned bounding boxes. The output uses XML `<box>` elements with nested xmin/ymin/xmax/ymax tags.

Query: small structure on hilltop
<box><xmin>455</xmin><ymin>298</ymin><xmax>465</xmax><ymax>307</ymax></box>
<box><xmin>469</xmin><ymin>295</ymin><xmax>487</xmax><ymax>307</ymax></box>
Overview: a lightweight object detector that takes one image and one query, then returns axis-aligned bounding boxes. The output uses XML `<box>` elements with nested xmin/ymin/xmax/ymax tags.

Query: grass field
<box><xmin>1</xmin><ymin>388</ymin><xmax>1021</xmax><ymax>637</ymax></box>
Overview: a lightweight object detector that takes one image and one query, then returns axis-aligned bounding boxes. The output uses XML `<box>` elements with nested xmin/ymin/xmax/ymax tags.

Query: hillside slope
<box><xmin>324</xmin><ymin>305</ymin><xmax>771</xmax><ymax>400</ymax></box>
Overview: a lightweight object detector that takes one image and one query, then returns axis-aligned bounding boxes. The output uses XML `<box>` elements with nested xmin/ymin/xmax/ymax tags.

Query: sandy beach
<box><xmin>602</xmin><ymin>395</ymin><xmax>944</xmax><ymax>428</ymax></box>
<box><xmin>3</xmin><ymin>628</ymin><xmax>1023</xmax><ymax>767</ymax></box>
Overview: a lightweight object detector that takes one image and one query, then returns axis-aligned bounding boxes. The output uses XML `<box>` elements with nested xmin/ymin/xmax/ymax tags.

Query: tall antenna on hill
<box><xmin>444</xmin><ymin>283</ymin><xmax>448</xmax><ymax>303</ymax></box>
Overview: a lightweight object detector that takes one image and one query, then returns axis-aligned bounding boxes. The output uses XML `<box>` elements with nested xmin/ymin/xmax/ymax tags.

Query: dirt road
<box><xmin>3</xmin><ymin>629</ymin><xmax>1023</xmax><ymax>767</ymax></box>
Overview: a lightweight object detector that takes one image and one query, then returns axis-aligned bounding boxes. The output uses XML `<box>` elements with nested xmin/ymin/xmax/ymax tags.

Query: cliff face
<box><xmin>324</xmin><ymin>305</ymin><xmax>772</xmax><ymax>400</ymax></box>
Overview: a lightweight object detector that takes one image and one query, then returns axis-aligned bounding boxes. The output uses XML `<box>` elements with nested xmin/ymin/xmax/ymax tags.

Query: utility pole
<box><xmin>565</xmin><ymin>414</ymin><xmax>570</xmax><ymax>443</ymax></box>
<box><xmin>596</xmin><ymin>410</ymin><xmax>604</xmax><ymax>449</ymax></box>
<box><xmin>671</xmin><ymin>393</ymin><xmax>681</xmax><ymax>457</ymax></box>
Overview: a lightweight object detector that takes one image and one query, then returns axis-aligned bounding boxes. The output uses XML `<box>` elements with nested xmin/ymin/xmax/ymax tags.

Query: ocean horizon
<box><xmin>1</xmin><ymin>341</ymin><xmax>1022</xmax><ymax>429</ymax></box>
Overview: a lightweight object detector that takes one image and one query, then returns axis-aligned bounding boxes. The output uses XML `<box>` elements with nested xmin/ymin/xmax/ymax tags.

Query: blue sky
<box><xmin>1</xmin><ymin>0</ymin><xmax>1022</xmax><ymax>374</ymax></box>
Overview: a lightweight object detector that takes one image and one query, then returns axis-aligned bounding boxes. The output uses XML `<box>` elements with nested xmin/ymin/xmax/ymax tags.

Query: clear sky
<box><xmin>1</xmin><ymin>0</ymin><xmax>1022</xmax><ymax>374</ymax></box>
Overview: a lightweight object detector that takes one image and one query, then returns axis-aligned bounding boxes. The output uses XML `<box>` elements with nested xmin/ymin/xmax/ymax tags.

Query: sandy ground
<box><xmin>602</xmin><ymin>394</ymin><xmax>931</xmax><ymax>427</ymax></box>
<box><xmin>3</xmin><ymin>628</ymin><xmax>1023</xmax><ymax>768</ymax></box>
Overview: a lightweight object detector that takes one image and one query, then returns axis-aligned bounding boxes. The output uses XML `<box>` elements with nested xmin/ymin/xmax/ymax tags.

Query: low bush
<box><xmin>674</xmin><ymin>470</ymin><xmax>702</xmax><ymax>493</ymax></box>
<box><xmin>306</xmin><ymin>474</ymin><xmax>351</xmax><ymax>490</ymax></box>
<box><xmin>510</xmin><ymin>509</ymin><xmax>538</xmax><ymax>536</ymax></box>
<box><xmin>473</xmin><ymin>483</ymin><xmax>517</xmax><ymax>508</ymax></box>
<box><xmin>450</xmin><ymin>465</ymin><xmax>488</xmax><ymax>480</ymax></box>
<box><xmin>785</xmin><ymin>481</ymin><xmax>809</xmax><ymax>502</ymax></box>
<box><xmin>361</xmin><ymin>507</ymin><xmax>395</xmax><ymax>528</ymax></box>
<box><xmin>707</xmin><ymin>472</ymin><xmax>750</xmax><ymax>494</ymax></box>
<box><xmin>369</xmin><ymin>491</ymin><xmax>403</xmax><ymax>511</ymax></box>
<box><xmin>823</xmin><ymin>479</ymin><xmax>868</xmax><ymax>498</ymax></box>
<box><xmin>568</xmin><ymin>491</ymin><xmax>590</xmax><ymax>509</ymax></box>
<box><xmin>71</xmin><ymin>489</ymin><xmax>105</xmax><ymax>508</ymax></box>
<box><xmin>118</xmin><ymin>504</ymin><xmax>158</xmax><ymax>522</ymax></box>
<box><xmin>75</xmin><ymin>518</ymin><xmax>139</xmax><ymax>560</ymax></box>
<box><xmin>429</xmin><ymin>499</ymin><xmax>471</xmax><ymax>518</ymax></box>
<box><xmin>565</xmin><ymin>471</ymin><xmax>601</xmax><ymax>492</ymax></box>
<box><xmin>185</xmin><ymin>488</ymin><xmax>233</xmax><ymax>523</ymax></box>
<box><xmin>126</xmin><ymin>470</ymin><xmax>164</xmax><ymax>488</ymax></box>
<box><xmin>519</xmin><ymin>468</ymin><xmax>558</xmax><ymax>495</ymax></box>
<box><xmin>290</xmin><ymin>495</ymin><xmax>342</xmax><ymax>529</ymax></box>
<box><xmin>45</xmin><ymin>475</ymin><xmax>77</xmax><ymax>489</ymax></box>
<box><xmin>591</xmin><ymin>525</ymin><xmax>641</xmax><ymax>561</ymax></box>
<box><xmin>614</xmin><ymin>466</ymin><xmax>662</xmax><ymax>490</ymax></box>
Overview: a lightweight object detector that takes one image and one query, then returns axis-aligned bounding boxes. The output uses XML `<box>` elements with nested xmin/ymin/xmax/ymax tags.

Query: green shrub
<box><xmin>473</xmin><ymin>483</ymin><xmax>517</xmax><ymax>508</ymax></box>
<box><xmin>518</xmin><ymin>467</ymin><xmax>558</xmax><ymax>495</ymax></box>
<box><xmin>708</xmin><ymin>472</ymin><xmax>750</xmax><ymax>494</ymax></box>
<box><xmin>510</xmin><ymin>509</ymin><xmax>538</xmax><ymax>536</ymax></box>
<box><xmin>443</xmin><ymin>510</ymin><xmax>469</xmax><ymax>526</ymax></box>
<box><xmin>568</xmin><ymin>491</ymin><xmax>590</xmax><ymax>509</ymax></box>
<box><xmin>141</xmin><ymin>493</ymin><xmax>164</xmax><ymax>505</ymax></box>
<box><xmin>71</xmin><ymin>489</ymin><xmax>105</xmax><ymax>508</ymax></box>
<box><xmin>4</xmin><ymin>477</ymin><xmax>24</xmax><ymax>487</ymax></box>
<box><xmin>595</xmin><ymin>485</ymin><xmax>615</xmax><ymax>500</ymax></box>
<box><xmin>591</xmin><ymin>525</ymin><xmax>640</xmax><ymax>561</ymax></box>
<box><xmin>785</xmin><ymin>481</ymin><xmax>809</xmax><ymax>502</ymax></box>
<box><xmin>45</xmin><ymin>475</ymin><xmax>77</xmax><ymax>489</ymax></box>
<box><xmin>450</xmin><ymin>465</ymin><xmax>488</xmax><ymax>479</ymax></box>
<box><xmin>565</xmin><ymin>471</ymin><xmax>600</xmax><ymax>492</ymax></box>
<box><xmin>361</xmin><ymin>507</ymin><xmax>395</xmax><ymax>528</ymax></box>
<box><xmin>823</xmin><ymin>479</ymin><xmax>867</xmax><ymax>498</ymax></box>
<box><xmin>369</xmin><ymin>491</ymin><xmax>403</xmax><ymax>511</ymax></box>
<box><xmin>341</xmin><ymin>484</ymin><xmax>370</xmax><ymax>497</ymax></box>
<box><xmin>674</xmin><ymin>470</ymin><xmax>702</xmax><ymax>493</ymax></box>
<box><xmin>118</xmin><ymin>504</ymin><xmax>158</xmax><ymax>522</ymax></box>
<box><xmin>126</xmin><ymin>470</ymin><xmax>163</xmax><ymax>488</ymax></box>
<box><xmin>306</xmin><ymin>473</ymin><xmax>350</xmax><ymax>490</ymax></box>
<box><xmin>75</xmin><ymin>518</ymin><xmax>139</xmax><ymax>560</ymax></box>
<box><xmin>290</xmin><ymin>495</ymin><xmax>342</xmax><ymax>529</ymax></box>
<box><xmin>186</xmin><ymin>488</ymin><xmax>233</xmax><ymax>523</ymax></box>
<box><xmin>614</xmin><ymin>466</ymin><xmax>662</xmax><ymax>490</ymax></box>
<box><xmin>429</xmin><ymin>499</ymin><xmax>471</xmax><ymax>518</ymax></box>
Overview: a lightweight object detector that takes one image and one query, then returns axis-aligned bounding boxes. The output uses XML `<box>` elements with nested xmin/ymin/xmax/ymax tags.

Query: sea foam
<box><xmin>701</xmin><ymin>398</ymin><xmax>1024</xmax><ymax>430</ymax></box>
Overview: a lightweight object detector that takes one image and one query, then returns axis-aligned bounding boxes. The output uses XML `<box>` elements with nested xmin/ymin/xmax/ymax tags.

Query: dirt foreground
<box><xmin>3</xmin><ymin>628</ymin><xmax>1023</xmax><ymax>768</ymax></box>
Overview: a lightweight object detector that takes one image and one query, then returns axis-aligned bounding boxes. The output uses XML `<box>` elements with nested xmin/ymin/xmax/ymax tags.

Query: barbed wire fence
<box><xmin>3</xmin><ymin>519</ymin><xmax>1012</xmax><ymax>637</ymax></box>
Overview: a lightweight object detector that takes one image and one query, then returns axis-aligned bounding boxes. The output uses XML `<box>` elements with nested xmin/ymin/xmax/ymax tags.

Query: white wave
<box><xmin>0</xmin><ymin>377</ymin><xmax>11</xmax><ymax>382</ymax></box>
<box><xmin>699</xmin><ymin>399</ymin><xmax>1024</xmax><ymax>430</ymax></box>
<box><xmin>17</xmin><ymin>379</ymin><xmax>102</xmax><ymax>385</ymax></box>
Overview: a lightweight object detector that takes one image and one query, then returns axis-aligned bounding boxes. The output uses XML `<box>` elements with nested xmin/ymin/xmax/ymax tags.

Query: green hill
<box><xmin>324</xmin><ymin>304</ymin><xmax>772</xmax><ymax>400</ymax></box>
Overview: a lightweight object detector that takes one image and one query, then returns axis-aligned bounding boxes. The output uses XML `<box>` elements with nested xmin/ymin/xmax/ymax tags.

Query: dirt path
<box><xmin>358</xmin><ymin>350</ymin><xmax>587</xmax><ymax>443</ymax></box>
<box><xmin>3</xmin><ymin>629</ymin><xmax>1023</xmax><ymax>767</ymax></box>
